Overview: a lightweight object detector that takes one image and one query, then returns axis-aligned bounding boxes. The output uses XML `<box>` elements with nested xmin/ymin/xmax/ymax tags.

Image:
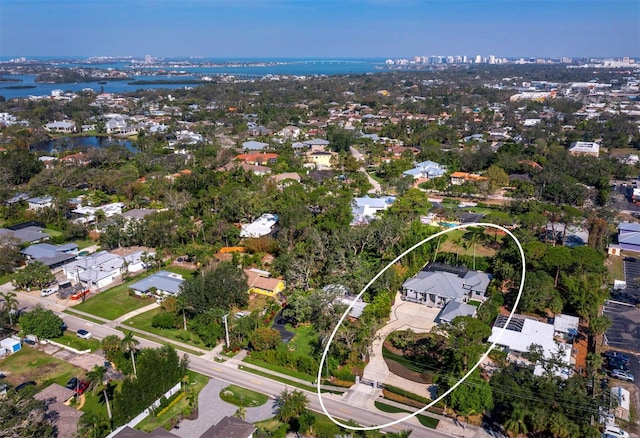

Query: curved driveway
<box><xmin>363</xmin><ymin>293</ymin><xmax>439</xmax><ymax>393</ymax></box>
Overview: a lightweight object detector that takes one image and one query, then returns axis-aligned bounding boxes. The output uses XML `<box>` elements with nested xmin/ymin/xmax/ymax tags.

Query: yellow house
<box><xmin>245</xmin><ymin>268</ymin><xmax>286</xmax><ymax>298</ymax></box>
<box><xmin>307</xmin><ymin>150</ymin><xmax>334</xmax><ymax>168</ymax></box>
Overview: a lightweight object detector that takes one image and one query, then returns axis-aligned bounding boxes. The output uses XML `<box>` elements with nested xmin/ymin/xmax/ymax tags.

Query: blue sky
<box><xmin>1</xmin><ymin>0</ymin><xmax>638</xmax><ymax>58</ymax></box>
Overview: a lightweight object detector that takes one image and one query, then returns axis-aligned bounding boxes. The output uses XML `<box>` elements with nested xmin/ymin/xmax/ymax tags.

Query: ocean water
<box><xmin>0</xmin><ymin>58</ymin><xmax>388</xmax><ymax>99</ymax></box>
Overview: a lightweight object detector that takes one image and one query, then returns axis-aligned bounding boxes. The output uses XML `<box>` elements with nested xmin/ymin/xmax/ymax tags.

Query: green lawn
<box><xmin>0</xmin><ymin>272</ymin><xmax>14</xmax><ymax>285</ymax></box>
<box><xmin>219</xmin><ymin>384</ymin><xmax>269</xmax><ymax>407</ymax></box>
<box><xmin>121</xmin><ymin>308</ymin><xmax>208</xmax><ymax>350</ymax></box>
<box><xmin>72</xmin><ymin>275</ymin><xmax>155</xmax><ymax>320</ymax></box>
<box><xmin>0</xmin><ymin>346</ymin><xmax>85</xmax><ymax>388</ymax></box>
<box><xmin>74</xmin><ymin>239</ymin><xmax>96</xmax><ymax>250</ymax></box>
<box><xmin>607</xmin><ymin>255</ymin><xmax>624</xmax><ymax>282</ymax></box>
<box><xmin>242</xmin><ymin>356</ymin><xmax>316</xmax><ymax>383</ymax></box>
<box><xmin>50</xmin><ymin>331</ymin><xmax>102</xmax><ymax>352</ymax></box>
<box><xmin>137</xmin><ymin>371</ymin><xmax>208</xmax><ymax>432</ymax></box>
<box><xmin>374</xmin><ymin>401</ymin><xmax>439</xmax><ymax>428</ymax></box>
<box><xmin>164</xmin><ymin>266</ymin><xmax>196</xmax><ymax>279</ymax></box>
<box><xmin>43</xmin><ymin>228</ymin><xmax>63</xmax><ymax>238</ymax></box>
<box><xmin>283</xmin><ymin>323</ymin><xmax>316</xmax><ymax>357</ymax></box>
<box><xmin>114</xmin><ymin>326</ymin><xmax>204</xmax><ymax>356</ymax></box>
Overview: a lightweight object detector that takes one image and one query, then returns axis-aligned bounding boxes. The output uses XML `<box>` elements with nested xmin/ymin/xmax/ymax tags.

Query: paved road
<box><xmin>8</xmin><ymin>288</ymin><xmax>462</xmax><ymax>437</ymax></box>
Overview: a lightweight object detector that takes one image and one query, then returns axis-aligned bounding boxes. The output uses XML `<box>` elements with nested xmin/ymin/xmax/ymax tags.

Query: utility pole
<box><xmin>223</xmin><ymin>313</ymin><xmax>230</xmax><ymax>349</ymax></box>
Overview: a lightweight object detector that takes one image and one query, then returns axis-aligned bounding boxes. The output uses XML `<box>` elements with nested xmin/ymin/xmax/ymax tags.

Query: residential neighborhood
<box><xmin>0</xmin><ymin>53</ymin><xmax>639</xmax><ymax>438</ymax></box>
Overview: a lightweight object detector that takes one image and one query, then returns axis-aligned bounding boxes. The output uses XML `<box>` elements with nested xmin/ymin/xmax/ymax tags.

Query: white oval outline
<box><xmin>317</xmin><ymin>222</ymin><xmax>526</xmax><ymax>431</ymax></box>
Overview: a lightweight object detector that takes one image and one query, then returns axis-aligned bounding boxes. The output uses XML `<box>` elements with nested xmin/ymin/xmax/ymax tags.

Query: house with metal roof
<box><xmin>62</xmin><ymin>250</ymin><xmax>148</xmax><ymax>290</ymax></box>
<box><xmin>0</xmin><ymin>226</ymin><xmax>50</xmax><ymax>245</ymax></box>
<box><xmin>26</xmin><ymin>195</ymin><xmax>53</xmax><ymax>210</ymax></box>
<box><xmin>401</xmin><ymin>262</ymin><xmax>491</xmax><ymax>309</ymax></box>
<box><xmin>44</xmin><ymin>120</ymin><xmax>77</xmax><ymax>133</ymax></box>
<box><xmin>438</xmin><ymin>301</ymin><xmax>478</xmax><ymax>323</ymax></box>
<box><xmin>402</xmin><ymin>160</ymin><xmax>447</xmax><ymax>180</ymax></box>
<box><xmin>487</xmin><ymin>314</ymin><xmax>573</xmax><ymax>379</ymax></box>
<box><xmin>20</xmin><ymin>242</ymin><xmax>78</xmax><ymax>269</ymax></box>
<box><xmin>351</xmin><ymin>196</ymin><xmax>396</xmax><ymax>225</ymax></box>
<box><xmin>618</xmin><ymin>222</ymin><xmax>640</xmax><ymax>252</ymax></box>
<box><xmin>240</xmin><ymin>214</ymin><xmax>278</xmax><ymax>238</ymax></box>
<box><xmin>129</xmin><ymin>270</ymin><xmax>185</xmax><ymax>297</ymax></box>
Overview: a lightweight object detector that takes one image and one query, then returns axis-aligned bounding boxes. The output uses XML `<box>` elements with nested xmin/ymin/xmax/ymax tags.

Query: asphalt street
<box><xmin>12</xmin><ymin>293</ymin><xmax>459</xmax><ymax>438</ymax></box>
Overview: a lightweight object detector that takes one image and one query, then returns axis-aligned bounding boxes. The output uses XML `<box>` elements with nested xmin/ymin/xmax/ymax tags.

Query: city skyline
<box><xmin>0</xmin><ymin>0</ymin><xmax>638</xmax><ymax>59</ymax></box>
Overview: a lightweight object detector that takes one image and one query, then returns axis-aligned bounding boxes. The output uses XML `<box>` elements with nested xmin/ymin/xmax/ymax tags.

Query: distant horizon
<box><xmin>2</xmin><ymin>55</ymin><xmax>638</xmax><ymax>61</ymax></box>
<box><xmin>1</xmin><ymin>1</ymin><xmax>638</xmax><ymax>59</ymax></box>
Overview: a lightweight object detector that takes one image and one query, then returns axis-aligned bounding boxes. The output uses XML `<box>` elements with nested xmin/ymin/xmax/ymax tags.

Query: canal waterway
<box><xmin>32</xmin><ymin>136</ymin><xmax>137</xmax><ymax>154</ymax></box>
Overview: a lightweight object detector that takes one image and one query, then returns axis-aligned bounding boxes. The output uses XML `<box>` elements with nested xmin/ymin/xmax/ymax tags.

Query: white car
<box><xmin>41</xmin><ymin>286</ymin><xmax>58</xmax><ymax>297</ymax></box>
<box><xmin>76</xmin><ymin>329</ymin><xmax>92</xmax><ymax>340</ymax></box>
<box><xmin>611</xmin><ymin>369</ymin><xmax>635</xmax><ymax>382</ymax></box>
<box><xmin>603</xmin><ymin>425</ymin><xmax>630</xmax><ymax>438</ymax></box>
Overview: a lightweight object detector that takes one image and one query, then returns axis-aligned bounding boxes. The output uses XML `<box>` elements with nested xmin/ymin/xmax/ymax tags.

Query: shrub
<box><xmin>333</xmin><ymin>367</ymin><xmax>355</xmax><ymax>382</ymax></box>
<box><xmin>152</xmin><ymin>312</ymin><xmax>179</xmax><ymax>329</ymax></box>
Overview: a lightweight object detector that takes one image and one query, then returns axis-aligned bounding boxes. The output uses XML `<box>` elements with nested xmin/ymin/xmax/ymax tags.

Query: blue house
<box><xmin>618</xmin><ymin>222</ymin><xmax>640</xmax><ymax>253</ymax></box>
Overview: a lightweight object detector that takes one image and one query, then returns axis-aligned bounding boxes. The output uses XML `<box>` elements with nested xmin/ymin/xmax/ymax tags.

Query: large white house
<box><xmin>62</xmin><ymin>250</ymin><xmax>149</xmax><ymax>290</ymax></box>
<box><xmin>488</xmin><ymin>314</ymin><xmax>573</xmax><ymax>379</ymax></box>
<box><xmin>240</xmin><ymin>214</ymin><xmax>278</xmax><ymax>238</ymax></box>
<box><xmin>351</xmin><ymin>196</ymin><xmax>395</xmax><ymax>225</ymax></box>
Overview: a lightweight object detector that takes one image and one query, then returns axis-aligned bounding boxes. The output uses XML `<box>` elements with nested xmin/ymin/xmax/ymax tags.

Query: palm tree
<box><xmin>275</xmin><ymin>388</ymin><xmax>309</xmax><ymax>424</ymax></box>
<box><xmin>0</xmin><ymin>292</ymin><xmax>19</xmax><ymax>325</ymax></box>
<box><xmin>78</xmin><ymin>413</ymin><xmax>110</xmax><ymax>438</ymax></box>
<box><xmin>463</xmin><ymin>228</ymin><xmax>484</xmax><ymax>270</ymax></box>
<box><xmin>233</xmin><ymin>406</ymin><xmax>247</xmax><ymax>420</ymax></box>
<box><xmin>121</xmin><ymin>331</ymin><xmax>139</xmax><ymax>378</ymax></box>
<box><xmin>101</xmin><ymin>335</ymin><xmax>122</xmax><ymax>363</ymax></box>
<box><xmin>86</xmin><ymin>365</ymin><xmax>106</xmax><ymax>395</ymax></box>
<box><xmin>503</xmin><ymin>406</ymin><xmax>529</xmax><ymax>438</ymax></box>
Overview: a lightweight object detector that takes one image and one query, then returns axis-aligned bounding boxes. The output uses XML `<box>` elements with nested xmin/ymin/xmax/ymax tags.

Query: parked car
<box><xmin>75</xmin><ymin>380</ymin><xmax>90</xmax><ymax>395</ymax></box>
<box><xmin>65</xmin><ymin>377</ymin><xmax>78</xmax><ymax>390</ymax></box>
<box><xmin>40</xmin><ymin>286</ymin><xmax>58</xmax><ymax>297</ymax></box>
<box><xmin>76</xmin><ymin>329</ymin><xmax>92</xmax><ymax>340</ymax></box>
<box><xmin>15</xmin><ymin>381</ymin><xmax>36</xmax><ymax>392</ymax></box>
<box><xmin>70</xmin><ymin>289</ymin><xmax>90</xmax><ymax>300</ymax></box>
<box><xmin>611</xmin><ymin>369</ymin><xmax>635</xmax><ymax>382</ymax></box>
<box><xmin>604</xmin><ymin>351</ymin><xmax>630</xmax><ymax>363</ymax></box>
<box><xmin>603</xmin><ymin>425</ymin><xmax>630</xmax><ymax>438</ymax></box>
<box><xmin>607</xmin><ymin>358</ymin><xmax>630</xmax><ymax>371</ymax></box>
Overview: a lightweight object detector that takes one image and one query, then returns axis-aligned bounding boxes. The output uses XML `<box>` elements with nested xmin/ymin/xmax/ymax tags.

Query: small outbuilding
<box><xmin>0</xmin><ymin>337</ymin><xmax>21</xmax><ymax>354</ymax></box>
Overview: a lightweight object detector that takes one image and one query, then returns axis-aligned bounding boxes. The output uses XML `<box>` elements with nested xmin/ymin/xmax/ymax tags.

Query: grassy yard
<box><xmin>72</xmin><ymin>275</ymin><xmax>155</xmax><ymax>320</ymax></box>
<box><xmin>374</xmin><ymin>401</ymin><xmax>439</xmax><ymax>429</ymax></box>
<box><xmin>74</xmin><ymin>239</ymin><xmax>96</xmax><ymax>250</ymax></box>
<box><xmin>0</xmin><ymin>346</ymin><xmax>85</xmax><ymax>388</ymax></box>
<box><xmin>164</xmin><ymin>266</ymin><xmax>196</xmax><ymax>279</ymax></box>
<box><xmin>438</xmin><ymin>230</ymin><xmax>496</xmax><ymax>257</ymax></box>
<box><xmin>50</xmin><ymin>331</ymin><xmax>102</xmax><ymax>352</ymax></box>
<box><xmin>242</xmin><ymin>356</ymin><xmax>316</xmax><ymax>383</ymax></box>
<box><xmin>122</xmin><ymin>308</ymin><xmax>208</xmax><ymax>350</ymax></box>
<box><xmin>43</xmin><ymin>228</ymin><xmax>63</xmax><ymax>238</ymax></box>
<box><xmin>219</xmin><ymin>384</ymin><xmax>269</xmax><ymax>407</ymax></box>
<box><xmin>606</xmin><ymin>255</ymin><xmax>624</xmax><ymax>282</ymax></box>
<box><xmin>283</xmin><ymin>323</ymin><xmax>316</xmax><ymax>357</ymax></box>
<box><xmin>137</xmin><ymin>371</ymin><xmax>208</xmax><ymax>432</ymax></box>
<box><xmin>0</xmin><ymin>272</ymin><xmax>14</xmax><ymax>285</ymax></box>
